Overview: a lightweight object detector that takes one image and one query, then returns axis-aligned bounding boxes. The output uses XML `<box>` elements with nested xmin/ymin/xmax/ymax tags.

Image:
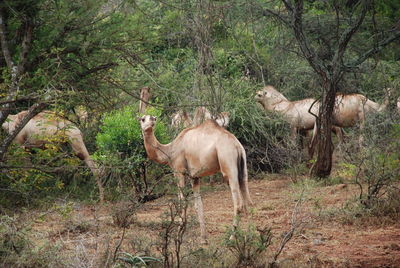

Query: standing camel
<box><xmin>193</xmin><ymin>106</ymin><xmax>230</xmax><ymax>128</ymax></box>
<box><xmin>170</xmin><ymin>110</ymin><xmax>193</xmax><ymax>130</ymax></box>
<box><xmin>139</xmin><ymin>115</ymin><xmax>252</xmax><ymax>242</ymax></box>
<box><xmin>255</xmin><ymin>85</ymin><xmax>343</xmax><ymax>142</ymax></box>
<box><xmin>309</xmin><ymin>92</ymin><xmax>389</xmax><ymax>157</ymax></box>
<box><xmin>2</xmin><ymin>111</ymin><xmax>104</xmax><ymax>202</ymax></box>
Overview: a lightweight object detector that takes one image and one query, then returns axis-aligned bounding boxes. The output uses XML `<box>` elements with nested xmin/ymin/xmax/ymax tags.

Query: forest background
<box><xmin>0</xmin><ymin>0</ymin><xmax>399</xmax><ymax>267</ymax></box>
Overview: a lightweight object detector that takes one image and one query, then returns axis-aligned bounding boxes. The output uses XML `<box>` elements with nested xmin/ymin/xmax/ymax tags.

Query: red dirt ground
<box><xmin>32</xmin><ymin>175</ymin><xmax>400</xmax><ymax>267</ymax></box>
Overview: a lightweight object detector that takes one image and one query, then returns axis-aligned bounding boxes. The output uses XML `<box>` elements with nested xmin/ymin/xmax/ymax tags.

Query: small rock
<box><xmin>312</xmin><ymin>239</ymin><xmax>324</xmax><ymax>246</ymax></box>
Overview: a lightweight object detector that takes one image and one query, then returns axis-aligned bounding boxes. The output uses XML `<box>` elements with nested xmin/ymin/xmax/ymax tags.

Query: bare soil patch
<box><xmin>31</xmin><ymin>175</ymin><xmax>400</xmax><ymax>267</ymax></box>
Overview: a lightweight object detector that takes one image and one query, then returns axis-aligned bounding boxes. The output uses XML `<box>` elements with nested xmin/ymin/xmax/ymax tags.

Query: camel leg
<box><xmin>308</xmin><ymin>122</ymin><xmax>318</xmax><ymax>159</ymax></box>
<box><xmin>332</xmin><ymin>126</ymin><xmax>344</xmax><ymax>143</ymax></box>
<box><xmin>290</xmin><ymin>127</ymin><xmax>298</xmax><ymax>142</ymax></box>
<box><xmin>238</xmin><ymin>154</ymin><xmax>252</xmax><ymax>211</ymax></box>
<box><xmin>85</xmin><ymin>158</ymin><xmax>104</xmax><ymax>203</ymax></box>
<box><xmin>70</xmin><ymin>136</ymin><xmax>104</xmax><ymax>203</ymax></box>
<box><xmin>175</xmin><ymin>171</ymin><xmax>186</xmax><ymax>200</ymax></box>
<box><xmin>192</xmin><ymin>177</ymin><xmax>207</xmax><ymax>243</ymax></box>
<box><xmin>225</xmin><ymin>171</ymin><xmax>243</xmax><ymax>240</ymax></box>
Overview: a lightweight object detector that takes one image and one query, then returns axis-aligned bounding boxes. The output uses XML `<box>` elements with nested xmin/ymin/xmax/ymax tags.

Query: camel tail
<box><xmin>237</xmin><ymin>150</ymin><xmax>253</xmax><ymax>208</ymax></box>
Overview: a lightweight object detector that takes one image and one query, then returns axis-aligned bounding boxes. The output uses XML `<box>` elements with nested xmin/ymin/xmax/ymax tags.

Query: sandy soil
<box><xmin>31</xmin><ymin>175</ymin><xmax>400</xmax><ymax>267</ymax></box>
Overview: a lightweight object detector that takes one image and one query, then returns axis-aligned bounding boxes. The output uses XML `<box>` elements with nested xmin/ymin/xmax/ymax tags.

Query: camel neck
<box><xmin>267</xmin><ymin>99</ymin><xmax>291</xmax><ymax>113</ymax></box>
<box><xmin>142</xmin><ymin>128</ymin><xmax>171</xmax><ymax>165</ymax></box>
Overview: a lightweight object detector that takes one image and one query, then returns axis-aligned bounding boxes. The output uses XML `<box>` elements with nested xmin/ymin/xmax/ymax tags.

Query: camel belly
<box><xmin>333</xmin><ymin>109</ymin><xmax>360</xmax><ymax>127</ymax></box>
<box><xmin>185</xmin><ymin>148</ymin><xmax>220</xmax><ymax>178</ymax></box>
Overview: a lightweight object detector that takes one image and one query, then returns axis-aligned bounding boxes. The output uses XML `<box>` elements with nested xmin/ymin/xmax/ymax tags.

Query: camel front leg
<box><xmin>175</xmin><ymin>171</ymin><xmax>186</xmax><ymax>201</ymax></box>
<box><xmin>192</xmin><ymin>177</ymin><xmax>207</xmax><ymax>244</ymax></box>
<box><xmin>290</xmin><ymin>126</ymin><xmax>298</xmax><ymax>141</ymax></box>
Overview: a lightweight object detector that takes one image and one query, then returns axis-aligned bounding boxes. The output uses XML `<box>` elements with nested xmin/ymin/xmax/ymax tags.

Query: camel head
<box><xmin>215</xmin><ymin>112</ymin><xmax>230</xmax><ymax>128</ymax></box>
<box><xmin>255</xmin><ymin>85</ymin><xmax>288</xmax><ymax>110</ymax></box>
<box><xmin>1</xmin><ymin>114</ymin><xmax>17</xmax><ymax>133</ymax></box>
<box><xmin>139</xmin><ymin>115</ymin><xmax>157</xmax><ymax>132</ymax></box>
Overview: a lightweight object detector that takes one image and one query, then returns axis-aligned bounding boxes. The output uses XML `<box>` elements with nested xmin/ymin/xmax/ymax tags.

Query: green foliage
<box><xmin>224</xmin><ymin>83</ymin><xmax>296</xmax><ymax>172</ymax></box>
<box><xmin>340</xmin><ymin>112</ymin><xmax>400</xmax><ymax>219</ymax></box>
<box><xmin>0</xmin><ymin>215</ymin><xmax>65</xmax><ymax>267</ymax></box>
<box><xmin>0</xmin><ymin>139</ymin><xmax>92</xmax><ymax>208</ymax></box>
<box><xmin>117</xmin><ymin>252</ymin><xmax>161</xmax><ymax>268</ymax></box>
<box><xmin>96</xmin><ymin>105</ymin><xmax>169</xmax><ymax>160</ymax></box>
<box><xmin>95</xmin><ymin>105</ymin><xmax>170</xmax><ymax>201</ymax></box>
<box><xmin>223</xmin><ymin>224</ymin><xmax>273</xmax><ymax>267</ymax></box>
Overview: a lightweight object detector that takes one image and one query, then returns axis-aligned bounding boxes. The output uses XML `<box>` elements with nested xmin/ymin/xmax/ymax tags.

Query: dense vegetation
<box><xmin>0</xmin><ymin>0</ymin><xmax>399</xmax><ymax>267</ymax></box>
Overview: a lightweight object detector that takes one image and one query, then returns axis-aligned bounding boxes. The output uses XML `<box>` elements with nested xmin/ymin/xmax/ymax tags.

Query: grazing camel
<box><xmin>309</xmin><ymin>92</ymin><xmax>389</xmax><ymax>156</ymax></box>
<box><xmin>139</xmin><ymin>86</ymin><xmax>152</xmax><ymax>114</ymax></box>
<box><xmin>139</xmin><ymin>115</ymin><xmax>252</xmax><ymax>242</ymax></box>
<box><xmin>255</xmin><ymin>85</ymin><xmax>343</xmax><ymax>142</ymax></box>
<box><xmin>193</xmin><ymin>106</ymin><xmax>230</xmax><ymax>128</ymax></box>
<box><xmin>2</xmin><ymin>111</ymin><xmax>104</xmax><ymax>202</ymax></box>
<box><xmin>170</xmin><ymin>110</ymin><xmax>193</xmax><ymax>130</ymax></box>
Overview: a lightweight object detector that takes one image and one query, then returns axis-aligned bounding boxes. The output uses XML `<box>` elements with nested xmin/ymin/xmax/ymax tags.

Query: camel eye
<box><xmin>141</xmin><ymin>118</ymin><xmax>145</xmax><ymax>122</ymax></box>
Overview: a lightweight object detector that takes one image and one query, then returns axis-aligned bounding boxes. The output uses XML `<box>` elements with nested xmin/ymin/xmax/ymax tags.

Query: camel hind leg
<box><xmin>69</xmin><ymin>134</ymin><xmax>104</xmax><ymax>202</ymax></box>
<box><xmin>219</xmin><ymin>156</ymin><xmax>243</xmax><ymax>233</ymax></box>
<box><xmin>192</xmin><ymin>177</ymin><xmax>207</xmax><ymax>243</ymax></box>
<box><xmin>237</xmin><ymin>152</ymin><xmax>253</xmax><ymax>210</ymax></box>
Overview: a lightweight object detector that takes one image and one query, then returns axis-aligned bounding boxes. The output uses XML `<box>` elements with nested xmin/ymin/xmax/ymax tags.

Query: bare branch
<box><xmin>347</xmin><ymin>31</ymin><xmax>400</xmax><ymax>67</ymax></box>
<box><xmin>261</xmin><ymin>8</ymin><xmax>290</xmax><ymax>27</ymax></box>
<box><xmin>332</xmin><ymin>1</ymin><xmax>369</xmax><ymax>79</ymax></box>
<box><xmin>0</xmin><ymin>94</ymin><xmax>40</xmax><ymax>106</ymax></box>
<box><xmin>289</xmin><ymin>0</ymin><xmax>326</xmax><ymax>76</ymax></box>
<box><xmin>78</xmin><ymin>62</ymin><xmax>118</xmax><ymax>78</ymax></box>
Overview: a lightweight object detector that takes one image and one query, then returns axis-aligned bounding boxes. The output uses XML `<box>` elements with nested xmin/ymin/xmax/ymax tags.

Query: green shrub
<box><xmin>0</xmin><ymin>136</ymin><xmax>92</xmax><ymax>208</ymax></box>
<box><xmin>223</xmin><ymin>224</ymin><xmax>273</xmax><ymax>267</ymax></box>
<box><xmin>341</xmin><ymin>112</ymin><xmax>400</xmax><ymax>219</ymax></box>
<box><xmin>224</xmin><ymin>83</ymin><xmax>297</xmax><ymax>173</ymax></box>
<box><xmin>95</xmin><ymin>105</ymin><xmax>171</xmax><ymax>201</ymax></box>
<box><xmin>0</xmin><ymin>215</ymin><xmax>65</xmax><ymax>267</ymax></box>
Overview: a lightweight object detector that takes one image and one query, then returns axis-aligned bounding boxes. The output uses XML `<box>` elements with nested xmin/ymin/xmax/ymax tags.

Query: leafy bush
<box><xmin>95</xmin><ymin>105</ymin><xmax>171</xmax><ymax>201</ymax></box>
<box><xmin>224</xmin><ymin>83</ymin><xmax>298</xmax><ymax>173</ymax></box>
<box><xmin>223</xmin><ymin>224</ymin><xmax>273</xmax><ymax>267</ymax></box>
<box><xmin>0</xmin><ymin>134</ymin><xmax>92</xmax><ymax>208</ymax></box>
<box><xmin>0</xmin><ymin>215</ymin><xmax>65</xmax><ymax>267</ymax></box>
<box><xmin>340</xmin><ymin>111</ymin><xmax>400</xmax><ymax>219</ymax></box>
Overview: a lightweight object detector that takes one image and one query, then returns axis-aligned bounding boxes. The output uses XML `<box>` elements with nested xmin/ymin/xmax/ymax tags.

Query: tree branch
<box><xmin>289</xmin><ymin>0</ymin><xmax>327</xmax><ymax>76</ymax></box>
<box><xmin>0</xmin><ymin>7</ymin><xmax>14</xmax><ymax>71</ymax></box>
<box><xmin>332</xmin><ymin>0</ymin><xmax>369</xmax><ymax>79</ymax></box>
<box><xmin>260</xmin><ymin>8</ymin><xmax>290</xmax><ymax>27</ymax></box>
<box><xmin>78</xmin><ymin>62</ymin><xmax>118</xmax><ymax>78</ymax></box>
<box><xmin>17</xmin><ymin>18</ymin><xmax>34</xmax><ymax>77</ymax></box>
<box><xmin>347</xmin><ymin>31</ymin><xmax>400</xmax><ymax>67</ymax></box>
<box><xmin>0</xmin><ymin>102</ymin><xmax>49</xmax><ymax>162</ymax></box>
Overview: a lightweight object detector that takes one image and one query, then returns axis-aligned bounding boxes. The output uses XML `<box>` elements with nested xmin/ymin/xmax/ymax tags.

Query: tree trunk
<box><xmin>310</xmin><ymin>82</ymin><xmax>337</xmax><ymax>178</ymax></box>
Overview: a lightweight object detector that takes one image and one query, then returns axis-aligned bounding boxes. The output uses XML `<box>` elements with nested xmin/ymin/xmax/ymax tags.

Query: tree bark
<box><xmin>310</xmin><ymin>82</ymin><xmax>337</xmax><ymax>177</ymax></box>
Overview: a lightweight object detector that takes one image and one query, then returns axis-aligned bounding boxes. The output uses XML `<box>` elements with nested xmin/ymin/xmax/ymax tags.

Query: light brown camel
<box><xmin>2</xmin><ymin>111</ymin><xmax>104</xmax><ymax>202</ymax></box>
<box><xmin>309</xmin><ymin>92</ymin><xmax>390</xmax><ymax>156</ymax></box>
<box><xmin>139</xmin><ymin>86</ymin><xmax>152</xmax><ymax>114</ymax></box>
<box><xmin>170</xmin><ymin>110</ymin><xmax>193</xmax><ymax>130</ymax></box>
<box><xmin>255</xmin><ymin>85</ymin><xmax>343</xmax><ymax>141</ymax></box>
<box><xmin>193</xmin><ymin>106</ymin><xmax>230</xmax><ymax>128</ymax></box>
<box><xmin>139</xmin><ymin>115</ymin><xmax>252</xmax><ymax>242</ymax></box>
